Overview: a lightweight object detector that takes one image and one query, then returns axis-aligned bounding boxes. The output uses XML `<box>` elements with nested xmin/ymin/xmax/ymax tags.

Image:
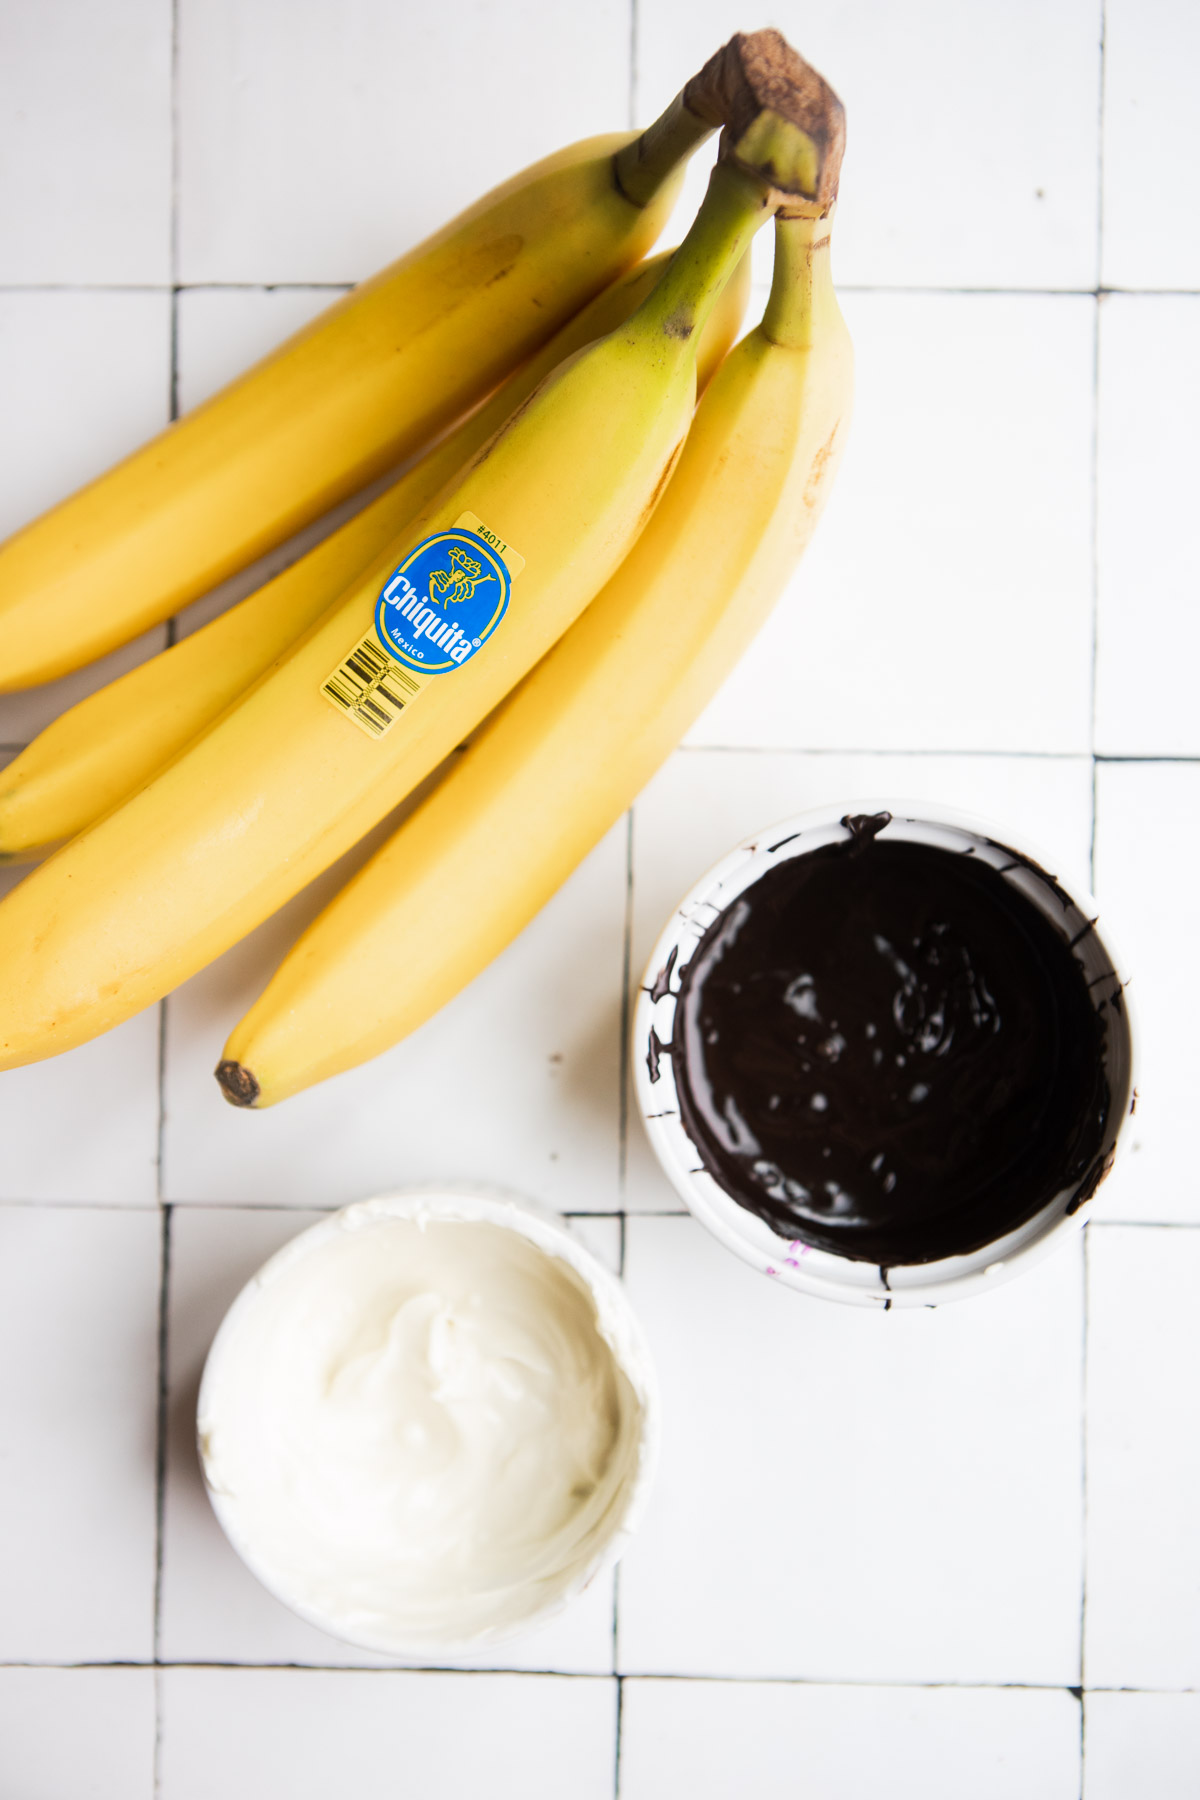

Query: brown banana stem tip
<box><xmin>684</xmin><ymin>29</ymin><xmax>846</xmax><ymax>216</ymax></box>
<box><xmin>215</xmin><ymin>1058</ymin><xmax>260</xmax><ymax>1108</ymax></box>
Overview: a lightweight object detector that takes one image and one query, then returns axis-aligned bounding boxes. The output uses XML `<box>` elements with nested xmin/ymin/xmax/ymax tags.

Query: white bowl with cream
<box><xmin>197</xmin><ymin>1187</ymin><xmax>657</xmax><ymax>1654</ymax></box>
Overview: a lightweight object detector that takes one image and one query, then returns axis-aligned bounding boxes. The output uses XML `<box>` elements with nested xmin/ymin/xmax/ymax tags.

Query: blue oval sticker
<box><xmin>374</xmin><ymin>528</ymin><xmax>511</xmax><ymax>675</ymax></box>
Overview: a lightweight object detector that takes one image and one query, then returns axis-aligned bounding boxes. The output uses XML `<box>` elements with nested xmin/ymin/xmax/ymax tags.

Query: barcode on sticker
<box><xmin>321</xmin><ymin>633</ymin><xmax>425</xmax><ymax>738</ymax></box>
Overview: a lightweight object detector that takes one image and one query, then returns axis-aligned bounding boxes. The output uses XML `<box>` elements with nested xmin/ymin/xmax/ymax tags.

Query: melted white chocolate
<box><xmin>199</xmin><ymin>1209</ymin><xmax>646</xmax><ymax>1649</ymax></box>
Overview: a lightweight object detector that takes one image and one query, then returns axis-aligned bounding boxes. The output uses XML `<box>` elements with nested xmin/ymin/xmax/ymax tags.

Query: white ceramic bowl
<box><xmin>632</xmin><ymin>800</ymin><xmax>1137</xmax><ymax>1309</ymax></box>
<box><xmin>198</xmin><ymin>1186</ymin><xmax>658</xmax><ymax>1654</ymax></box>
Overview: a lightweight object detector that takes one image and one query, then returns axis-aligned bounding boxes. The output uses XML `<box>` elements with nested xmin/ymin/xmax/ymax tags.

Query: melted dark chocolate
<box><xmin>670</xmin><ymin>821</ymin><xmax>1111</xmax><ymax>1266</ymax></box>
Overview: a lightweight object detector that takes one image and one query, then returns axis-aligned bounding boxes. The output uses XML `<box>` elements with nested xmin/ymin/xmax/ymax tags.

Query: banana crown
<box><xmin>685</xmin><ymin>28</ymin><xmax>845</xmax><ymax>218</ymax></box>
<box><xmin>615</xmin><ymin>28</ymin><xmax>844</xmax><ymax>220</ymax></box>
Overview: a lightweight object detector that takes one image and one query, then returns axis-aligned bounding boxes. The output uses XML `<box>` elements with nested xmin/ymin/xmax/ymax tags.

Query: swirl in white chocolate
<box><xmin>200</xmin><ymin>1214</ymin><xmax>643</xmax><ymax>1648</ymax></box>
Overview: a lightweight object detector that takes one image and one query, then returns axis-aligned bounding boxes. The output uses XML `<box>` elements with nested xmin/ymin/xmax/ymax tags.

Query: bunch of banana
<box><xmin>0</xmin><ymin>253</ymin><xmax>750</xmax><ymax>859</ymax></box>
<box><xmin>0</xmin><ymin>28</ymin><xmax>836</xmax><ymax>1073</ymax></box>
<box><xmin>0</xmin><ymin>70</ymin><xmax>721</xmax><ymax>688</ymax></box>
<box><xmin>219</xmin><ymin>175</ymin><xmax>852</xmax><ymax>1105</ymax></box>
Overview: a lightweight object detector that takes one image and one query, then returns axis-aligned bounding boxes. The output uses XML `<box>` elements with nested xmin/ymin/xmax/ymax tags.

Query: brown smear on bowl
<box><xmin>657</xmin><ymin>815</ymin><xmax>1115</xmax><ymax>1267</ymax></box>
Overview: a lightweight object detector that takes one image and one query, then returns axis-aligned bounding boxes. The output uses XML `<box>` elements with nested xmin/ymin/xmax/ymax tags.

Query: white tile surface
<box><xmin>0</xmin><ymin>290</ymin><xmax>171</xmax><ymax>545</ymax></box>
<box><xmin>1095</xmin><ymin>296</ymin><xmax>1200</xmax><ymax>756</ymax></box>
<box><xmin>1085</xmin><ymin>1225</ymin><xmax>1200</xmax><ymax>1689</ymax></box>
<box><xmin>620</xmin><ymin>1679</ymin><xmax>1082</xmax><ymax>1800</ymax></box>
<box><xmin>0</xmin><ymin>1667</ymin><xmax>156</xmax><ymax>1800</ymax></box>
<box><xmin>618</xmin><ymin>1213</ymin><xmax>1085</xmax><ymax>1683</ymax></box>
<box><xmin>0</xmin><ymin>2</ymin><xmax>1196</xmax><ymax>1787</ymax></box>
<box><xmin>1085</xmin><ymin>1691</ymin><xmax>1200</xmax><ymax>1800</ymax></box>
<box><xmin>0</xmin><ymin>0</ymin><xmax>171</xmax><ymax>285</ymax></box>
<box><xmin>157</xmin><ymin>1666</ymin><xmax>616</xmax><ymax>1799</ymax></box>
<box><xmin>0</xmin><ymin>289</ymin><xmax>171</xmax><ymax>746</ymax></box>
<box><xmin>160</xmin><ymin>1204</ymin><xmax>350</xmax><ymax>1666</ymax></box>
<box><xmin>0</xmin><ymin>1014</ymin><xmax>161</xmax><ymax>1205</ymax></box>
<box><xmin>176</xmin><ymin>0</ymin><xmax>632</xmax><ymax>284</ymax></box>
<box><xmin>625</xmin><ymin>748</ymin><xmax>1095</xmax><ymax>1211</ymax></box>
<box><xmin>638</xmin><ymin>0</ymin><xmax>1102</xmax><ymax>292</ymax></box>
<box><xmin>1091</xmin><ymin>762</ymin><xmax>1199</xmax><ymax>1223</ymax></box>
<box><xmin>176</xmin><ymin>285</ymin><xmax>350</xmax><ymax>414</ymax></box>
<box><xmin>0</xmin><ymin>863</ymin><xmax>160</xmax><ymax>1203</ymax></box>
<box><xmin>1102</xmin><ymin>0</ymin><xmax>1200</xmax><ymax>291</ymax></box>
<box><xmin>0</xmin><ymin>1206</ymin><xmax>159</xmax><ymax>1661</ymax></box>
<box><xmin>162</xmin><ymin>816</ymin><xmax>626</xmax><ymax>1211</ymax></box>
<box><xmin>161</xmin><ymin>1207</ymin><xmax>618</xmax><ymax>1671</ymax></box>
<box><xmin>687</xmin><ymin>293</ymin><xmax>1096</xmax><ymax>754</ymax></box>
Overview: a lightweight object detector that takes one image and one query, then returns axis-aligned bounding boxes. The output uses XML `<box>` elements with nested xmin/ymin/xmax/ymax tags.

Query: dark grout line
<box><xmin>1080</xmin><ymin>1225</ymin><xmax>1092</xmax><ymax>1700</ymax></box>
<box><xmin>0</xmin><ymin>284</ymin><xmax>174</xmax><ymax>294</ymax></box>
<box><xmin>175</xmin><ymin>282</ymin><xmax>355</xmax><ymax>292</ymax></box>
<box><xmin>837</xmin><ymin>284</ymin><xmax>1200</xmax><ymax>298</ymax></box>
<box><xmin>1088</xmin><ymin>700</ymin><xmax>1099</xmax><ymax>906</ymax></box>
<box><xmin>8</xmin><ymin>1660</ymin><xmax>1167</xmax><ymax>1691</ymax></box>
<box><xmin>617</xmin><ymin>809</ymin><xmax>635</xmax><ymax>1197</ymax></box>
<box><xmin>612</xmin><ymin>1212</ymin><xmax>627</xmax><ymax>1708</ymax></box>
<box><xmin>677</xmin><ymin>745</ymin><xmax>1200</xmax><ymax>763</ymax></box>
<box><xmin>676</xmin><ymin>744</ymin><xmax>1095</xmax><ymax>760</ymax></box>
<box><xmin>4</xmin><ymin>1656</ymin><xmax>1194</xmax><ymax>1684</ymax></box>
<box><xmin>152</xmin><ymin>1666</ymin><xmax>164</xmax><ymax>1800</ymax></box>
<box><xmin>0</xmin><ymin>1198</ymin><xmax>164</xmax><ymax>1212</ymax></box>
<box><xmin>1090</xmin><ymin>1218</ymin><xmax>1200</xmax><ymax>1230</ymax></box>
<box><xmin>1088</xmin><ymin>0</ymin><xmax>1106</xmax><ymax>892</ymax></box>
<box><xmin>155</xmin><ymin>10</ymin><xmax>182</xmax><ymax>1782</ymax></box>
<box><xmin>169</xmin><ymin>0</ymin><xmax>180</xmax><ymax>288</ymax></box>
<box><xmin>597</xmin><ymin>1674</ymin><xmax>1142</xmax><ymax>1693</ymax></box>
<box><xmin>0</xmin><ymin>281</ymin><xmax>359</xmax><ymax>295</ymax></box>
<box><xmin>1090</xmin><ymin>760</ymin><xmax>1099</xmax><ymax>891</ymax></box>
<box><xmin>4</xmin><ymin>281</ymin><xmax>1200</xmax><ymax>298</ymax></box>
<box><xmin>1081</xmin><ymin>12</ymin><xmax>1107</xmax><ymax>1775</ymax></box>
<box><xmin>614</xmin><ymin>1673</ymin><xmax>625</xmax><ymax>1798</ymax></box>
<box><xmin>167</xmin><ymin>290</ymin><xmax>180</xmax><ymax>434</ymax></box>
<box><xmin>8</xmin><ymin>1196</ymin><xmax>1195</xmax><ymax>1228</ymax></box>
<box><xmin>10</xmin><ymin>744</ymin><xmax>1200</xmax><ymax>770</ymax></box>
<box><xmin>165</xmin><ymin>286</ymin><xmax>179</xmax><ymax>653</ymax></box>
<box><xmin>152</xmin><ymin>1206</ymin><xmax>173</xmax><ymax>1665</ymax></box>
<box><xmin>1088</xmin><ymin>310</ymin><xmax>1102</xmax><ymax>893</ymax></box>
<box><xmin>1094</xmin><ymin>286</ymin><xmax>1200</xmax><ymax>296</ymax></box>
<box><xmin>156</xmin><ymin>1003</ymin><xmax>169</xmax><ymax>1196</ymax></box>
<box><xmin>840</xmin><ymin>285</ymin><xmax>1101</xmax><ymax>297</ymax></box>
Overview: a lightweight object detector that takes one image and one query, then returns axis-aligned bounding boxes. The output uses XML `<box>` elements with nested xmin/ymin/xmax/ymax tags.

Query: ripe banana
<box><xmin>219</xmin><ymin>190</ymin><xmax>853</xmax><ymax>1106</ymax></box>
<box><xmin>0</xmin><ymin>88</ymin><xmax>717</xmax><ymax>690</ymax></box>
<box><xmin>0</xmin><ymin>150</ymin><xmax>781</xmax><ymax>1071</ymax></box>
<box><xmin>0</xmin><ymin>252</ymin><xmax>750</xmax><ymax>859</ymax></box>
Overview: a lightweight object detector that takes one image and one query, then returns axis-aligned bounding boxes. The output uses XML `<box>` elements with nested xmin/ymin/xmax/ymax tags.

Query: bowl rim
<box><xmin>631</xmin><ymin>797</ymin><xmax>1138</xmax><ymax>1309</ymax></box>
<box><xmin>197</xmin><ymin>1183</ymin><xmax>660</xmax><ymax>1656</ymax></box>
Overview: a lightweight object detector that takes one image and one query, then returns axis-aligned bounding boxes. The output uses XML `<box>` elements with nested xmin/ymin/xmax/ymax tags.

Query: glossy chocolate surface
<box><xmin>667</xmin><ymin>817</ymin><xmax>1111</xmax><ymax>1266</ymax></box>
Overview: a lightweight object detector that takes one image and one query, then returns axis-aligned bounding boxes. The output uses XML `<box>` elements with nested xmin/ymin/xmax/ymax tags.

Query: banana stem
<box><xmin>760</xmin><ymin>210</ymin><xmax>838</xmax><ymax>352</ymax></box>
<box><xmin>614</xmin><ymin>90</ymin><xmax>714</xmax><ymax>208</ymax></box>
<box><xmin>631</xmin><ymin>160</ymin><xmax>773</xmax><ymax>348</ymax></box>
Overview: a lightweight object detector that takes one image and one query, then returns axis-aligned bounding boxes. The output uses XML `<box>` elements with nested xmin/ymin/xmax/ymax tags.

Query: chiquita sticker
<box><xmin>373</xmin><ymin>523</ymin><xmax>514</xmax><ymax>675</ymax></box>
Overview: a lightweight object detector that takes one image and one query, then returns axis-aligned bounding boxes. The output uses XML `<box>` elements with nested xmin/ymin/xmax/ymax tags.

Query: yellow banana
<box><xmin>0</xmin><ymin>251</ymin><xmax>750</xmax><ymax>859</ymax></box>
<box><xmin>219</xmin><ymin>192</ymin><xmax>853</xmax><ymax>1106</ymax></box>
<box><xmin>0</xmin><ymin>89</ymin><xmax>717</xmax><ymax>690</ymax></box>
<box><xmin>0</xmin><ymin>148</ymin><xmax>783</xmax><ymax>1072</ymax></box>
